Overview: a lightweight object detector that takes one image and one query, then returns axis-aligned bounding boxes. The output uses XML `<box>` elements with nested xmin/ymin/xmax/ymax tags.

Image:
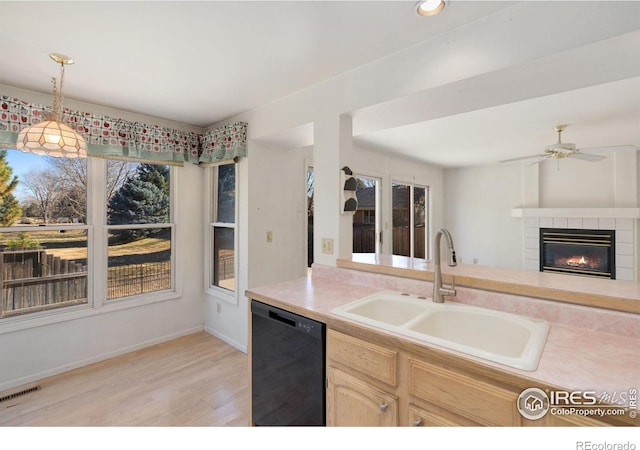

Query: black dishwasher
<box><xmin>251</xmin><ymin>299</ymin><xmax>326</xmax><ymax>426</ymax></box>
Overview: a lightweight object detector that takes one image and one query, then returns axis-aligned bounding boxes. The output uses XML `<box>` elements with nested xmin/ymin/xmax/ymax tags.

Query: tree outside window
<box><xmin>106</xmin><ymin>162</ymin><xmax>173</xmax><ymax>300</ymax></box>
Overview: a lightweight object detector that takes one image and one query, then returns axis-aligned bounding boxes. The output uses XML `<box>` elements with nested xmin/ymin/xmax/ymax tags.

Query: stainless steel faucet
<box><xmin>433</xmin><ymin>228</ymin><xmax>457</xmax><ymax>303</ymax></box>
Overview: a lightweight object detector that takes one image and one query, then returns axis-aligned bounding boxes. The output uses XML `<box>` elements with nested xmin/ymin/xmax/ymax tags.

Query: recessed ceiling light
<box><xmin>416</xmin><ymin>0</ymin><xmax>446</xmax><ymax>16</ymax></box>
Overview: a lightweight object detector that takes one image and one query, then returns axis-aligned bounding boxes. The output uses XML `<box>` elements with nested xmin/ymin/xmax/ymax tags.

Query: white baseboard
<box><xmin>0</xmin><ymin>326</ymin><xmax>204</xmax><ymax>392</ymax></box>
<box><xmin>204</xmin><ymin>326</ymin><xmax>248</xmax><ymax>354</ymax></box>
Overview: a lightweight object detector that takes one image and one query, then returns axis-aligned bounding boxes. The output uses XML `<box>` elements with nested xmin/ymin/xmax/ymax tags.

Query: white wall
<box><xmin>539</xmin><ymin>155</ymin><xmax>615</xmax><ymax>208</ymax></box>
<box><xmin>444</xmin><ymin>163</ymin><xmax>524</xmax><ymax>268</ymax></box>
<box><xmin>444</xmin><ymin>149</ymin><xmax>639</xmax><ymax>270</ymax></box>
<box><xmin>247</xmin><ymin>143</ymin><xmax>312</xmax><ymax>289</ymax></box>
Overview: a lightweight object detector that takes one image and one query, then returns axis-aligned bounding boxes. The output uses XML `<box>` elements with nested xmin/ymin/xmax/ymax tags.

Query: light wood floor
<box><xmin>0</xmin><ymin>331</ymin><xmax>249</xmax><ymax>426</ymax></box>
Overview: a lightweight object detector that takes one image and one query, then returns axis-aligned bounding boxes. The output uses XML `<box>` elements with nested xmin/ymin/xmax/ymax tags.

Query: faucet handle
<box><xmin>442</xmin><ymin>276</ymin><xmax>456</xmax><ymax>297</ymax></box>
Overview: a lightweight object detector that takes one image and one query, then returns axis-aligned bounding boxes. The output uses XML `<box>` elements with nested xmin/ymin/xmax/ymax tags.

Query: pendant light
<box><xmin>16</xmin><ymin>53</ymin><xmax>87</xmax><ymax>158</ymax></box>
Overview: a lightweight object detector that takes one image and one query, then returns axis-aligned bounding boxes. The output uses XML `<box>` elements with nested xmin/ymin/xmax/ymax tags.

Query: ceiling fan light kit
<box><xmin>499</xmin><ymin>124</ymin><xmax>636</xmax><ymax>166</ymax></box>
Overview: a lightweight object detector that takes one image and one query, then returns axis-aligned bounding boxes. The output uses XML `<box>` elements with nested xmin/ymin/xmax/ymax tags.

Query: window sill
<box><xmin>206</xmin><ymin>286</ymin><xmax>238</xmax><ymax>305</ymax></box>
<box><xmin>0</xmin><ymin>290</ymin><xmax>181</xmax><ymax>335</ymax></box>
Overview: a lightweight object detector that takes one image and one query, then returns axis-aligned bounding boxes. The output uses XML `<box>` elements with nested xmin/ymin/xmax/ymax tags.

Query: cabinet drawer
<box><xmin>328</xmin><ymin>330</ymin><xmax>397</xmax><ymax>386</ymax></box>
<box><xmin>408</xmin><ymin>403</ymin><xmax>477</xmax><ymax>426</ymax></box>
<box><xmin>408</xmin><ymin>358</ymin><xmax>521</xmax><ymax>426</ymax></box>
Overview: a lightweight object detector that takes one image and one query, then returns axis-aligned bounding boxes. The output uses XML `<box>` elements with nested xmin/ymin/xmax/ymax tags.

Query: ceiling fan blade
<box><xmin>499</xmin><ymin>153</ymin><xmax>547</xmax><ymax>163</ymax></box>
<box><xmin>578</xmin><ymin>145</ymin><xmax>638</xmax><ymax>154</ymax></box>
<box><xmin>567</xmin><ymin>152</ymin><xmax>606</xmax><ymax>162</ymax></box>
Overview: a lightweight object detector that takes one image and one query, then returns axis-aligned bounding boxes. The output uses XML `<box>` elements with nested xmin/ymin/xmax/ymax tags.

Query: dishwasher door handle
<box><xmin>251</xmin><ymin>300</ymin><xmax>325</xmax><ymax>339</ymax></box>
<box><xmin>268</xmin><ymin>310</ymin><xmax>297</xmax><ymax>328</ymax></box>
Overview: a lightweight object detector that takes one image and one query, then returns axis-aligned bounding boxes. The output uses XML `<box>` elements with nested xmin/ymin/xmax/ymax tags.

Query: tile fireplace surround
<box><xmin>513</xmin><ymin>209</ymin><xmax>639</xmax><ymax>281</ymax></box>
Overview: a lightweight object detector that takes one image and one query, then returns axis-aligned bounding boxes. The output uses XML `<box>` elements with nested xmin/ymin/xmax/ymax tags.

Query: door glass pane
<box><xmin>353</xmin><ymin>176</ymin><xmax>377</xmax><ymax>253</ymax></box>
<box><xmin>392</xmin><ymin>183</ymin><xmax>410</xmax><ymax>257</ymax></box>
<box><xmin>413</xmin><ymin>186</ymin><xmax>426</xmax><ymax>259</ymax></box>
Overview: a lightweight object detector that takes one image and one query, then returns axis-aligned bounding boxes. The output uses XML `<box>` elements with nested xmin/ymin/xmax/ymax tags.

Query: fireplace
<box><xmin>540</xmin><ymin>228</ymin><xmax>615</xmax><ymax>279</ymax></box>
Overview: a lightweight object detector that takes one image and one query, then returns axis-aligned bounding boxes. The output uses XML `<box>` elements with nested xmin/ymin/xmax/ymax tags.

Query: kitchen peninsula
<box><xmin>246</xmin><ymin>258</ymin><xmax>640</xmax><ymax>426</ymax></box>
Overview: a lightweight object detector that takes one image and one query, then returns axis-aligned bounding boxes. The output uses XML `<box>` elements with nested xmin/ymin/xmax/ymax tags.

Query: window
<box><xmin>392</xmin><ymin>182</ymin><xmax>428</xmax><ymax>259</ymax></box>
<box><xmin>210</xmin><ymin>163</ymin><xmax>236</xmax><ymax>291</ymax></box>
<box><xmin>0</xmin><ymin>150</ymin><xmax>89</xmax><ymax>317</ymax></box>
<box><xmin>0</xmin><ymin>149</ymin><xmax>177</xmax><ymax>320</ymax></box>
<box><xmin>363</xmin><ymin>210</ymin><xmax>375</xmax><ymax>225</ymax></box>
<box><xmin>106</xmin><ymin>162</ymin><xmax>173</xmax><ymax>300</ymax></box>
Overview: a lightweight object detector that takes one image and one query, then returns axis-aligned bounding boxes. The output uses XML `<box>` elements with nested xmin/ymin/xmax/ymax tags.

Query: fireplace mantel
<box><xmin>511</xmin><ymin>208</ymin><xmax>640</xmax><ymax>219</ymax></box>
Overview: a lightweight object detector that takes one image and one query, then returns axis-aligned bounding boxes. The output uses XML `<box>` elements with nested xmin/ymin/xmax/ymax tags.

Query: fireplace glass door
<box><xmin>540</xmin><ymin>229</ymin><xmax>615</xmax><ymax>279</ymax></box>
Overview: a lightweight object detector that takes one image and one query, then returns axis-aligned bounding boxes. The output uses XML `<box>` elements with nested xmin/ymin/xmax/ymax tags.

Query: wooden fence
<box><xmin>1</xmin><ymin>249</ymin><xmax>87</xmax><ymax>317</ymax></box>
<box><xmin>107</xmin><ymin>260</ymin><xmax>171</xmax><ymax>299</ymax></box>
<box><xmin>353</xmin><ymin>226</ymin><xmax>426</xmax><ymax>258</ymax></box>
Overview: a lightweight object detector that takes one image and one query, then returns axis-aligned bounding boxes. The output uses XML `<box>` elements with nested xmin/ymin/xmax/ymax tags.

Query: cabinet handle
<box><xmin>379</xmin><ymin>402</ymin><xmax>388</xmax><ymax>412</ymax></box>
<box><xmin>412</xmin><ymin>418</ymin><xmax>423</xmax><ymax>427</ymax></box>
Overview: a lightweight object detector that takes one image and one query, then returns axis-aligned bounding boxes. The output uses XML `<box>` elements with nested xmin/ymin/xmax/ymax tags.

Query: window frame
<box><xmin>206</xmin><ymin>162</ymin><xmax>238</xmax><ymax>304</ymax></box>
<box><xmin>103</xmin><ymin>161</ymin><xmax>176</xmax><ymax>303</ymax></box>
<box><xmin>391</xmin><ymin>180</ymin><xmax>430</xmax><ymax>260</ymax></box>
<box><xmin>0</xmin><ymin>155</ymin><xmax>180</xmax><ymax>334</ymax></box>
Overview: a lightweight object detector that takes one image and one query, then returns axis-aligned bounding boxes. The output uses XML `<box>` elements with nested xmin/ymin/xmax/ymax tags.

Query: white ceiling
<box><xmin>1</xmin><ymin>1</ymin><xmax>639</xmax><ymax>168</ymax></box>
<box><xmin>0</xmin><ymin>1</ymin><xmax>509</xmax><ymax>127</ymax></box>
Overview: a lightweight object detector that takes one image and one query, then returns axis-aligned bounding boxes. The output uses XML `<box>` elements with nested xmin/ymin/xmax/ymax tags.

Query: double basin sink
<box><xmin>331</xmin><ymin>291</ymin><xmax>550</xmax><ymax>371</ymax></box>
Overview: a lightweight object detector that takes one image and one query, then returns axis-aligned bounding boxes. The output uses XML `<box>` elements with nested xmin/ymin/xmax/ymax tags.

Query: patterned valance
<box><xmin>0</xmin><ymin>94</ymin><xmax>248</xmax><ymax>165</ymax></box>
<box><xmin>199</xmin><ymin>122</ymin><xmax>247</xmax><ymax>164</ymax></box>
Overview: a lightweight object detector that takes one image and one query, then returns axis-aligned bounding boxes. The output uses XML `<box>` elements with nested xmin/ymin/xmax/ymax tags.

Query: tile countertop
<box><xmin>339</xmin><ymin>254</ymin><xmax>640</xmax><ymax>314</ymax></box>
<box><xmin>245</xmin><ymin>273</ymin><xmax>640</xmax><ymax>412</ymax></box>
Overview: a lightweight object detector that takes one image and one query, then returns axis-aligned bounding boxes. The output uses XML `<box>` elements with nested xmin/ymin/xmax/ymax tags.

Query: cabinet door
<box><xmin>327</xmin><ymin>367</ymin><xmax>398</xmax><ymax>426</ymax></box>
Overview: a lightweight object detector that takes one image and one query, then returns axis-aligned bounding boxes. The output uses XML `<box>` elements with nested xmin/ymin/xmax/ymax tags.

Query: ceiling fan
<box><xmin>499</xmin><ymin>124</ymin><xmax>637</xmax><ymax>164</ymax></box>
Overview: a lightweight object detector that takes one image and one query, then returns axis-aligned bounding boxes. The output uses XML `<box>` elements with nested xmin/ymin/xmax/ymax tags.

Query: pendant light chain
<box><xmin>51</xmin><ymin>62</ymin><xmax>65</xmax><ymax>121</ymax></box>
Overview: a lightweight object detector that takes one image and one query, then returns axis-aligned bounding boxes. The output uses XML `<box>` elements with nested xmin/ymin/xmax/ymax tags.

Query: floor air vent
<box><xmin>0</xmin><ymin>385</ymin><xmax>41</xmax><ymax>404</ymax></box>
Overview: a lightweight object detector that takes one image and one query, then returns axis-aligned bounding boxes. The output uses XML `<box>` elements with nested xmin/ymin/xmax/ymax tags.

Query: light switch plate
<box><xmin>321</xmin><ymin>238</ymin><xmax>334</xmax><ymax>254</ymax></box>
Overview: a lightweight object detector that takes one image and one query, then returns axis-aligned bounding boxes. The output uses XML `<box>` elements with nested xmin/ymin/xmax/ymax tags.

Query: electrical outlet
<box><xmin>321</xmin><ymin>238</ymin><xmax>334</xmax><ymax>254</ymax></box>
<box><xmin>216</xmin><ymin>302</ymin><xmax>221</xmax><ymax>313</ymax></box>
<box><xmin>266</xmin><ymin>231</ymin><xmax>273</xmax><ymax>243</ymax></box>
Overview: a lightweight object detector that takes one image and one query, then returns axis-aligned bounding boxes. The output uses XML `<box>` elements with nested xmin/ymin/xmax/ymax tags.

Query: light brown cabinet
<box><xmin>327</xmin><ymin>367</ymin><xmax>398</xmax><ymax>426</ymax></box>
<box><xmin>326</xmin><ymin>328</ymin><xmax>620</xmax><ymax>427</ymax></box>
<box><xmin>326</xmin><ymin>329</ymin><xmax>399</xmax><ymax>426</ymax></box>
<box><xmin>327</xmin><ymin>329</ymin><xmax>519</xmax><ymax>426</ymax></box>
<box><xmin>408</xmin><ymin>358</ymin><xmax>521</xmax><ymax>426</ymax></box>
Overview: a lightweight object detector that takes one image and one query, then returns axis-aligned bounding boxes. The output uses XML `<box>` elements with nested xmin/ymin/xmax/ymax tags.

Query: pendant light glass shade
<box><xmin>15</xmin><ymin>53</ymin><xmax>87</xmax><ymax>158</ymax></box>
<box><xmin>16</xmin><ymin>119</ymin><xmax>87</xmax><ymax>157</ymax></box>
